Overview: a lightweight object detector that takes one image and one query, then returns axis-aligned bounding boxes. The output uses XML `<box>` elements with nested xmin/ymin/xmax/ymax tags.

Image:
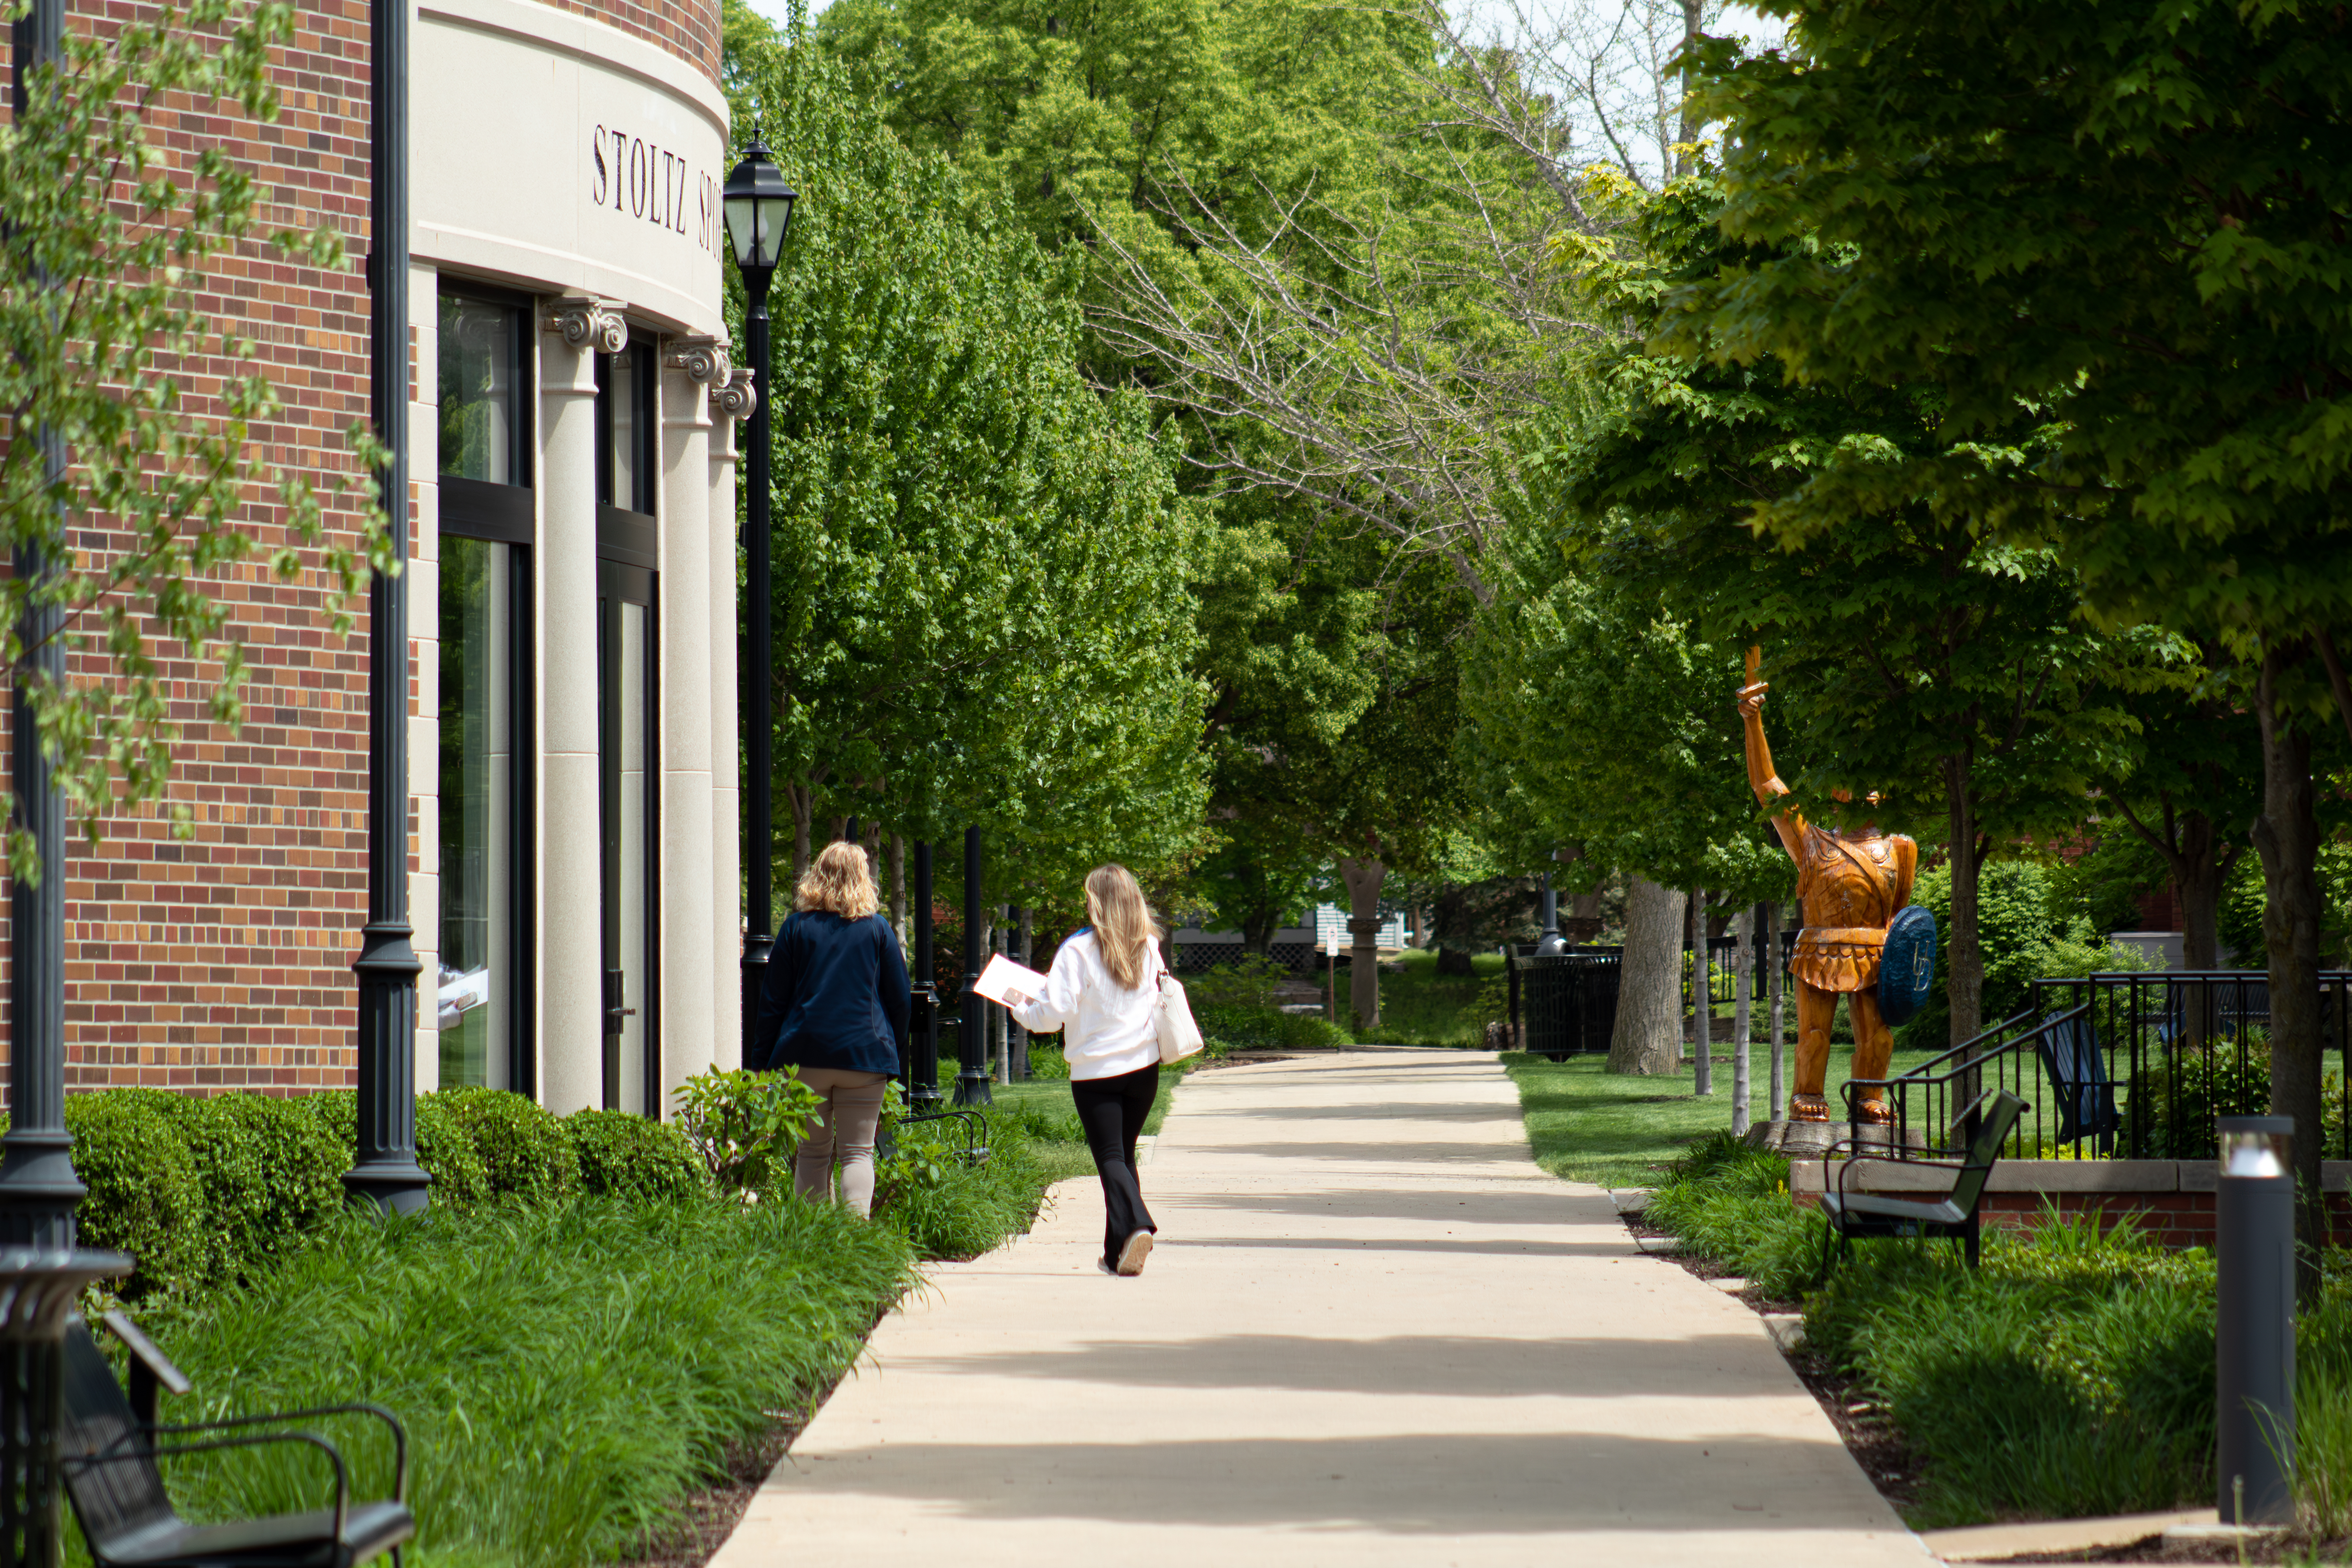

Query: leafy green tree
<box><xmin>726</xmin><ymin>5</ymin><xmax>1210</xmax><ymax>900</ymax></box>
<box><xmin>1553</xmin><ymin>172</ymin><xmax>2156</xmax><ymax>1049</ymax></box>
<box><xmin>0</xmin><ymin>0</ymin><xmax>382</xmax><ymax>877</ymax></box>
<box><xmin>1462</xmin><ymin>544</ymin><xmax>1786</xmax><ymax>1072</ymax></box>
<box><xmin>1680</xmin><ymin>1</ymin><xmax>2352</xmax><ymax>1269</ymax></box>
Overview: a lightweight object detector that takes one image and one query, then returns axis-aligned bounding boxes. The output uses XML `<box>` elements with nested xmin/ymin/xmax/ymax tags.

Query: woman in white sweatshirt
<box><xmin>1009</xmin><ymin>864</ymin><xmax>1164</xmax><ymax>1276</ymax></box>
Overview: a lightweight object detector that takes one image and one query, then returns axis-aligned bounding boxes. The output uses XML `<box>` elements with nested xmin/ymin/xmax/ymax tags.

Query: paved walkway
<box><xmin>711</xmin><ymin>1050</ymin><xmax>1929</xmax><ymax>1568</ymax></box>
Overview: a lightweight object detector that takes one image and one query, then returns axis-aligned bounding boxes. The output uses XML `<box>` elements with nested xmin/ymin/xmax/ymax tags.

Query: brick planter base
<box><xmin>1788</xmin><ymin>1159</ymin><xmax>2352</xmax><ymax>1249</ymax></box>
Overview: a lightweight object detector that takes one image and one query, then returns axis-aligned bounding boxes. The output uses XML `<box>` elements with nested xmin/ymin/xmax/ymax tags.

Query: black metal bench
<box><xmin>1819</xmin><ymin>1091</ymin><xmax>2028</xmax><ymax>1275</ymax></box>
<box><xmin>59</xmin><ymin>1310</ymin><xmax>414</xmax><ymax>1568</ymax></box>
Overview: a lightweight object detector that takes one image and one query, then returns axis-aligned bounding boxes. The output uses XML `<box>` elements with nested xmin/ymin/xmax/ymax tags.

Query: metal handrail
<box><xmin>1842</xmin><ymin>1004</ymin><xmax>2092</xmax><ymax>1161</ymax></box>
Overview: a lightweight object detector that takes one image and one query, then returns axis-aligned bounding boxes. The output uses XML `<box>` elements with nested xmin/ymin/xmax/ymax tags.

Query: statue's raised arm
<box><xmin>1739</xmin><ymin>646</ymin><xmax>1804</xmax><ymax>860</ymax></box>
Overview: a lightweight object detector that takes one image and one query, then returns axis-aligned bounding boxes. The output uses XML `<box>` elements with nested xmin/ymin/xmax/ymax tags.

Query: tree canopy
<box><xmin>726</xmin><ymin>3</ymin><xmax>1210</xmax><ymax>899</ymax></box>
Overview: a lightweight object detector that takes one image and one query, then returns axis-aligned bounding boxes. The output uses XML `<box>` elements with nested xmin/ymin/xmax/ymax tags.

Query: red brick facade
<box><xmin>0</xmin><ymin>0</ymin><xmax>722</xmax><ymax>1103</ymax></box>
<box><xmin>529</xmin><ymin>0</ymin><xmax>721</xmax><ymax>87</ymax></box>
<box><xmin>1795</xmin><ymin>1185</ymin><xmax>2352</xmax><ymax>1250</ymax></box>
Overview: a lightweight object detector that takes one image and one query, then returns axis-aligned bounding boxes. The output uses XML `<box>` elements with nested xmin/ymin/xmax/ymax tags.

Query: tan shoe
<box><xmin>1115</xmin><ymin>1230</ymin><xmax>1155</xmax><ymax>1276</ymax></box>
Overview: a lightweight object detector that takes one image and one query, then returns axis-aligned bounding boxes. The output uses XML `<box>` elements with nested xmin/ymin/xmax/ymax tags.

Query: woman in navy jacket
<box><xmin>755</xmin><ymin>839</ymin><xmax>910</xmax><ymax>1217</ymax></box>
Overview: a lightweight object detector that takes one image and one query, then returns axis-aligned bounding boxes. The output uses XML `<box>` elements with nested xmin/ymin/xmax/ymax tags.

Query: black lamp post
<box><xmin>721</xmin><ymin>139</ymin><xmax>797</xmax><ymax>1055</ymax></box>
<box><xmin>955</xmin><ymin>827</ymin><xmax>992</xmax><ymax>1106</ymax></box>
<box><xmin>0</xmin><ymin>0</ymin><xmax>84</xmax><ymax>1250</ymax></box>
<box><xmin>347</xmin><ymin>0</ymin><xmax>429</xmax><ymax>1214</ymax></box>
<box><xmin>910</xmin><ymin>841</ymin><xmax>942</xmax><ymax>1108</ymax></box>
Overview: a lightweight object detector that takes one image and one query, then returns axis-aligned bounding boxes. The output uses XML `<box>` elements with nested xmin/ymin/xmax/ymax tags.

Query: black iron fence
<box><xmin>1845</xmin><ymin>970</ymin><xmax>2352</xmax><ymax>1162</ymax></box>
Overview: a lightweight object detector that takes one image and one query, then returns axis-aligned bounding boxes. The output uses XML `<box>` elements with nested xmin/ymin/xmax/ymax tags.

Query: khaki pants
<box><xmin>793</xmin><ymin>1067</ymin><xmax>888</xmax><ymax>1217</ymax></box>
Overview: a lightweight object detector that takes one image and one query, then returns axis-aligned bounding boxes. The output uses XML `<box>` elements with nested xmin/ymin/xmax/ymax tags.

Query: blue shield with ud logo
<box><xmin>1877</xmin><ymin>906</ymin><xmax>1938</xmax><ymax>1027</ymax></box>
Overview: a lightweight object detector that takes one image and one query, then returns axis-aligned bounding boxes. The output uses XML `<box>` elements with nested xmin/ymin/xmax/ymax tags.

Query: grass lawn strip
<box><xmin>1499</xmin><ymin>1044</ymin><xmax>1943</xmax><ymax>1191</ymax></box>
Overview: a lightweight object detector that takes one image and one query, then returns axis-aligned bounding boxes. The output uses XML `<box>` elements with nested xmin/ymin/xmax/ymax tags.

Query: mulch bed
<box><xmin>1983</xmin><ymin>1534</ymin><xmax>2352</xmax><ymax>1563</ymax></box>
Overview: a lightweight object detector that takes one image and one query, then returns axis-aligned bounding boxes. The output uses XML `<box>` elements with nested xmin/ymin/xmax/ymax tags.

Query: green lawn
<box><xmin>1354</xmin><ymin>947</ymin><xmax>1508</xmax><ymax>1045</ymax></box>
<box><xmin>1503</xmin><ymin>1039</ymin><xmax>1946</xmax><ymax>1190</ymax></box>
<box><xmin>928</xmin><ymin>1052</ymin><xmax>1186</xmax><ymax>1185</ymax></box>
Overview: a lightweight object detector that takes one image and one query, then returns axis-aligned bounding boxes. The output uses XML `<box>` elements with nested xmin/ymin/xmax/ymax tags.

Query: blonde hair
<box><xmin>796</xmin><ymin>840</ymin><xmax>880</xmax><ymax>919</ymax></box>
<box><xmin>1084</xmin><ymin>863</ymin><xmax>1160</xmax><ymax>991</ymax></box>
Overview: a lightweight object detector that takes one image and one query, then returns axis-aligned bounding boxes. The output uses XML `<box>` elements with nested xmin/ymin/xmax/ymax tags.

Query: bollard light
<box><xmin>2216</xmin><ymin>1115</ymin><xmax>2295</xmax><ymax>1525</ymax></box>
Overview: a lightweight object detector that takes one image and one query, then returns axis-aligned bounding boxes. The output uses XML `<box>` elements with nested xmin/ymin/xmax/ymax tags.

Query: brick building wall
<box><xmin>531</xmin><ymin>0</ymin><xmax>721</xmax><ymax>87</ymax></box>
<box><xmin>0</xmin><ymin>0</ymin><xmax>724</xmax><ymax>1104</ymax></box>
<box><xmin>0</xmin><ymin>1</ymin><xmax>377</xmax><ymax>1101</ymax></box>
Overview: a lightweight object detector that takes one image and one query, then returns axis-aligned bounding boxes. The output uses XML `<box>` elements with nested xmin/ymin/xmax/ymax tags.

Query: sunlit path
<box><xmin>711</xmin><ymin>1050</ymin><xmax>1925</xmax><ymax>1568</ymax></box>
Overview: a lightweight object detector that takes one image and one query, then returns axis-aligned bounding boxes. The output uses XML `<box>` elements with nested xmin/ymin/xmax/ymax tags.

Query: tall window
<box><xmin>437</xmin><ymin>289</ymin><xmax>534</xmax><ymax>1093</ymax></box>
<box><xmin>595</xmin><ymin>336</ymin><xmax>658</xmax><ymax>1112</ymax></box>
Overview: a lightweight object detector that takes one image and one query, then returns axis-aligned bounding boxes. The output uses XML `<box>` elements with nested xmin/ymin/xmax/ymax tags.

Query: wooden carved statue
<box><xmin>1738</xmin><ymin>650</ymin><xmax>1916</xmax><ymax>1124</ymax></box>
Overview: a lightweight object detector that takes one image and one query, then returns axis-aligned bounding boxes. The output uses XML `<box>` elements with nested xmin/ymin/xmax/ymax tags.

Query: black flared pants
<box><xmin>1071</xmin><ymin>1061</ymin><xmax>1160</xmax><ymax>1266</ymax></box>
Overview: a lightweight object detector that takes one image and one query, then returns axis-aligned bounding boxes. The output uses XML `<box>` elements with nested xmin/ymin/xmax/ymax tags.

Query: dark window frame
<box><xmin>434</xmin><ymin>278</ymin><xmax>537</xmax><ymax>1098</ymax></box>
<box><xmin>595</xmin><ymin>334</ymin><xmax>659</xmax><ymax>519</ymax></box>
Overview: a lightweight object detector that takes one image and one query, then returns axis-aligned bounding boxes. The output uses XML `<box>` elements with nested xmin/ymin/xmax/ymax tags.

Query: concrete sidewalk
<box><xmin>710</xmin><ymin>1051</ymin><xmax>1929</xmax><ymax>1568</ymax></box>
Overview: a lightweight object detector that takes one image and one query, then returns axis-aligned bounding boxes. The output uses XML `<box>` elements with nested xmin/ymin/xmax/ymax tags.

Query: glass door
<box><xmin>436</xmin><ymin>286</ymin><xmax>534</xmax><ymax>1093</ymax></box>
<box><xmin>597</xmin><ymin>339</ymin><xmax>659</xmax><ymax>1113</ymax></box>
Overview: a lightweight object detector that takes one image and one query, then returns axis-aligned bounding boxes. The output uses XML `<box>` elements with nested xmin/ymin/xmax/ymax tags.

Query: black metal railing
<box><xmin>1842</xmin><ymin>1004</ymin><xmax>2094</xmax><ymax>1161</ymax></box>
<box><xmin>1847</xmin><ymin>970</ymin><xmax>2352</xmax><ymax>1162</ymax></box>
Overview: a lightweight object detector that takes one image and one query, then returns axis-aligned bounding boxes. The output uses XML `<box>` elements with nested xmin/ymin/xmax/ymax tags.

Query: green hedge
<box><xmin>33</xmin><ymin>1087</ymin><xmax>702</xmax><ymax>1298</ymax></box>
<box><xmin>566</xmin><ymin>1108</ymin><xmax>705</xmax><ymax>1202</ymax></box>
<box><xmin>430</xmin><ymin>1086</ymin><xmax>579</xmax><ymax>1201</ymax></box>
<box><xmin>1194</xmin><ymin>1001</ymin><xmax>1353</xmax><ymax>1052</ymax></box>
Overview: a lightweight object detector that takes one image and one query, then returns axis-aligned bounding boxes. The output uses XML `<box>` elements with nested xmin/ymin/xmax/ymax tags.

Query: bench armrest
<box><xmin>153</xmin><ymin>1403</ymin><xmax>408</xmax><ymax>1502</ymax></box>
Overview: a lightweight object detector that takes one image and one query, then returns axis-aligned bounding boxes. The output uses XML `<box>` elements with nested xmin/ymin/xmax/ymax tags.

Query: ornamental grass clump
<box><xmin>1803</xmin><ymin>1210</ymin><xmax>2223</xmax><ymax>1527</ymax></box>
<box><xmin>877</xmin><ymin>1103</ymin><xmax>1049</xmax><ymax>1261</ymax></box>
<box><xmin>137</xmin><ymin>1195</ymin><xmax>916</xmax><ymax>1568</ymax></box>
<box><xmin>1642</xmin><ymin>1132</ymin><xmax>1825</xmax><ymax>1299</ymax></box>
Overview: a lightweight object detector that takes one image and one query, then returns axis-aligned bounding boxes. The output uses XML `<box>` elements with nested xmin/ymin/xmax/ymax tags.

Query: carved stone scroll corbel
<box><xmin>543</xmin><ymin>297</ymin><xmax>628</xmax><ymax>354</ymax></box>
<box><xmin>663</xmin><ymin>335</ymin><xmax>731</xmax><ymax>386</ymax></box>
<box><xmin>712</xmin><ymin>366</ymin><xmax>758</xmax><ymax>420</ymax></box>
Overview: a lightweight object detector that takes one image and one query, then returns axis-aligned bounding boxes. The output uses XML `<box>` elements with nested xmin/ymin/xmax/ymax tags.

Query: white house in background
<box><xmin>1168</xmin><ymin>906</ymin><xmax>1408</xmax><ymax>975</ymax></box>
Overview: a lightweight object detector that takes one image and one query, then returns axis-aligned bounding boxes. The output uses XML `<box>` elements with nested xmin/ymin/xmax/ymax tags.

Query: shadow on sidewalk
<box><xmin>897</xmin><ymin>1330</ymin><xmax>1800</xmax><ymax>1400</ymax></box>
<box><xmin>784</xmin><ymin>1431</ymin><xmax>1858</xmax><ymax>1533</ymax></box>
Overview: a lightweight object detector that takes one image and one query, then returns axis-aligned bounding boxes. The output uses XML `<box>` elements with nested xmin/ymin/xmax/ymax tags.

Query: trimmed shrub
<box><xmin>300</xmin><ymin>1089</ymin><xmax>492</xmax><ymax>1212</ymax></box>
<box><xmin>1195</xmin><ymin>1001</ymin><xmax>1352</xmax><ymax>1052</ymax></box>
<box><xmin>61</xmin><ymin>1093</ymin><xmax>208</xmax><ymax>1297</ymax></box>
<box><xmin>144</xmin><ymin>1094</ymin><xmax>345</xmax><ymax>1284</ymax></box>
<box><xmin>565</xmin><ymin>1109</ymin><xmax>705</xmax><ymax>1203</ymax></box>
<box><xmin>429</xmin><ymin>1087</ymin><xmax>578</xmax><ymax>1202</ymax></box>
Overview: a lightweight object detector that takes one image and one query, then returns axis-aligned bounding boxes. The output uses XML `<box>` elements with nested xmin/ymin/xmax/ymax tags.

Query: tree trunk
<box><xmin>889</xmin><ymin>833</ymin><xmax>908</xmax><ymax>944</ymax></box>
<box><xmin>786</xmin><ymin>786</ymin><xmax>813</xmax><ymax>884</ymax></box>
<box><xmin>1731</xmin><ymin>906</ymin><xmax>1753</xmax><ymax>1136</ymax></box>
<box><xmin>1337</xmin><ymin>856</ymin><xmax>1385</xmax><ymax>1029</ymax></box>
<box><xmin>2175</xmin><ymin>813</ymin><xmax>2234</xmax><ymax>971</ymax></box>
<box><xmin>1674</xmin><ymin>0</ymin><xmax>1703</xmax><ymax>178</ymax></box>
<box><xmin>1944</xmin><ymin>756</ymin><xmax>1984</xmax><ymax>1046</ymax></box>
<box><xmin>1765</xmin><ymin>899</ymin><xmax>1786</xmax><ymax>1119</ymax></box>
<box><xmin>1690</xmin><ymin>887</ymin><xmax>1711</xmax><ymax>1095</ymax></box>
<box><xmin>1241</xmin><ymin>908</ymin><xmax>1277</xmax><ymax>955</ymax></box>
<box><xmin>2250</xmin><ymin>647</ymin><xmax>2324</xmax><ymax>1305</ymax></box>
<box><xmin>1608</xmin><ymin>877</ymin><xmax>1686</xmax><ymax>1075</ymax></box>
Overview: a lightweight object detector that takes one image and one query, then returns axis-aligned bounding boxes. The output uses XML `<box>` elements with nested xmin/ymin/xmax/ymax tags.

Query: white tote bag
<box><xmin>1153</xmin><ymin>965</ymin><xmax>1205</xmax><ymax>1065</ymax></box>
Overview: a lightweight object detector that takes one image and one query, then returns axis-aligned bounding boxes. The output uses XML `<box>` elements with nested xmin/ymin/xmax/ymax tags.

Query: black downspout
<box><xmin>911</xmin><ymin>841</ymin><xmax>941</xmax><ymax>1108</ymax></box>
<box><xmin>0</xmin><ymin>0</ymin><xmax>85</xmax><ymax>1248</ymax></box>
<box><xmin>346</xmin><ymin>0</ymin><xmax>429</xmax><ymax>1213</ymax></box>
<box><xmin>955</xmin><ymin>826</ymin><xmax>991</xmax><ymax>1106</ymax></box>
